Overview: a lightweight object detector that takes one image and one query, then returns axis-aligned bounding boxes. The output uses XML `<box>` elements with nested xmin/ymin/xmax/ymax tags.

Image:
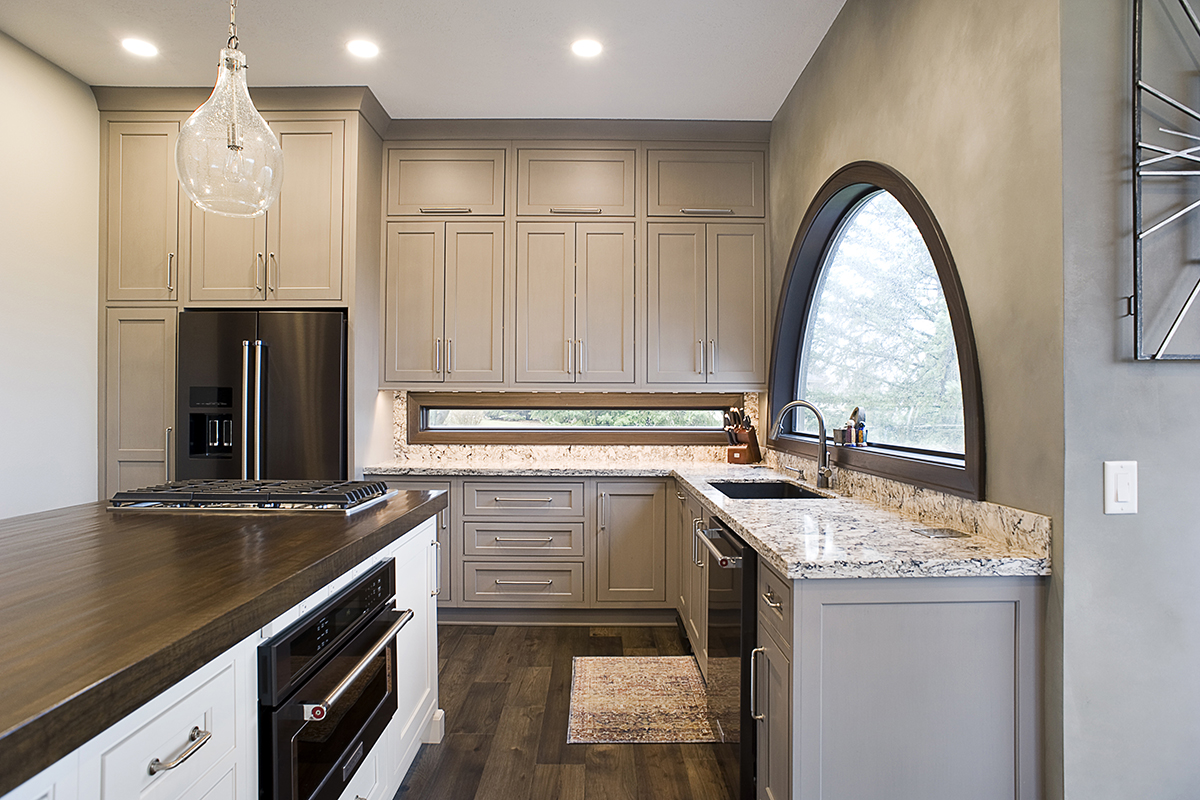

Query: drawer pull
<box><xmin>493</xmin><ymin>496</ymin><xmax>553</xmax><ymax>503</ymax></box>
<box><xmin>549</xmin><ymin>207</ymin><xmax>602</xmax><ymax>214</ymax></box>
<box><xmin>495</xmin><ymin>579</ymin><xmax>554</xmax><ymax>586</ymax></box>
<box><xmin>762</xmin><ymin>588</ymin><xmax>783</xmax><ymax>611</ymax></box>
<box><xmin>420</xmin><ymin>207</ymin><xmax>472</xmax><ymax>213</ymax></box>
<box><xmin>680</xmin><ymin>208</ymin><xmax>735</xmax><ymax>215</ymax></box>
<box><xmin>493</xmin><ymin>536</ymin><xmax>555</xmax><ymax>544</ymax></box>
<box><xmin>148</xmin><ymin>727</ymin><xmax>211</xmax><ymax>775</ymax></box>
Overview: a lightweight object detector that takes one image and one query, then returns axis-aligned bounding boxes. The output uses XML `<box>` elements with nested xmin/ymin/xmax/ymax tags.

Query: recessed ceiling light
<box><xmin>121</xmin><ymin>38</ymin><xmax>158</xmax><ymax>57</ymax></box>
<box><xmin>347</xmin><ymin>40</ymin><xmax>380</xmax><ymax>58</ymax></box>
<box><xmin>571</xmin><ymin>39</ymin><xmax>602</xmax><ymax>58</ymax></box>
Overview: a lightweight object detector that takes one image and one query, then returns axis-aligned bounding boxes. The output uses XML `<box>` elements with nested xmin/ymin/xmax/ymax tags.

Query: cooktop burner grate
<box><xmin>108</xmin><ymin>479</ymin><xmax>395</xmax><ymax>513</ymax></box>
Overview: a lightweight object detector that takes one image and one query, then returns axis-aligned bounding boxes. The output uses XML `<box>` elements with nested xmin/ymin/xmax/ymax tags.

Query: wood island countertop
<box><xmin>0</xmin><ymin>490</ymin><xmax>447</xmax><ymax>796</ymax></box>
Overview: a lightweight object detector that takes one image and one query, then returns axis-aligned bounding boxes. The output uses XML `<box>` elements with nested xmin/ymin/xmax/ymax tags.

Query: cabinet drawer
<box><xmin>462</xmin><ymin>562</ymin><xmax>585</xmax><ymax>605</ymax></box>
<box><xmin>387</xmin><ymin>148</ymin><xmax>506</xmax><ymax>215</ymax></box>
<box><xmin>100</xmin><ymin>663</ymin><xmax>236</xmax><ymax>800</ymax></box>
<box><xmin>757</xmin><ymin>562</ymin><xmax>793</xmax><ymax>651</ymax></box>
<box><xmin>464</xmin><ymin>521</ymin><xmax>584</xmax><ymax>558</ymax></box>
<box><xmin>463</xmin><ymin>482</ymin><xmax>584</xmax><ymax>517</ymax></box>
<box><xmin>647</xmin><ymin>149</ymin><xmax>765</xmax><ymax>217</ymax></box>
<box><xmin>517</xmin><ymin>149</ymin><xmax>635</xmax><ymax>216</ymax></box>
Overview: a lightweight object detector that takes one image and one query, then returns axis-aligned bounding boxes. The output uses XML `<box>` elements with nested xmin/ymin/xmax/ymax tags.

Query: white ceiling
<box><xmin>0</xmin><ymin>0</ymin><xmax>846</xmax><ymax>121</ymax></box>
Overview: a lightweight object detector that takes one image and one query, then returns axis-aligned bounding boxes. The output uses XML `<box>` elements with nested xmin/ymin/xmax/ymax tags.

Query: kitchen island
<box><xmin>0</xmin><ymin>489</ymin><xmax>446</xmax><ymax>797</ymax></box>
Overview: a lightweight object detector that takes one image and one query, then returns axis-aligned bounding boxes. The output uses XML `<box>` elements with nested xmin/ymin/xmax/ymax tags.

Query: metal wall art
<box><xmin>1133</xmin><ymin>0</ymin><xmax>1200</xmax><ymax>359</ymax></box>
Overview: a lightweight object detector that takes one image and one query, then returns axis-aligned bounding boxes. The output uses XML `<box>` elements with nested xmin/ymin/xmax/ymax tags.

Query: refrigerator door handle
<box><xmin>253</xmin><ymin>340</ymin><xmax>265</xmax><ymax>480</ymax></box>
<box><xmin>242</xmin><ymin>340</ymin><xmax>251</xmax><ymax>480</ymax></box>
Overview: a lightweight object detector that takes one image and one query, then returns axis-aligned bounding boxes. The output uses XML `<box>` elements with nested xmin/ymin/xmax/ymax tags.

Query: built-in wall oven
<box><xmin>259</xmin><ymin>559</ymin><xmax>412</xmax><ymax>800</ymax></box>
<box><xmin>699</xmin><ymin>515</ymin><xmax>757</xmax><ymax>800</ymax></box>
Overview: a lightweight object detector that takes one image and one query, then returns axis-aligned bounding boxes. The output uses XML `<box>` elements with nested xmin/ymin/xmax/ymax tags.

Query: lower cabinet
<box><xmin>755</xmin><ymin>563</ymin><xmax>793</xmax><ymax>800</ymax></box>
<box><xmin>595</xmin><ymin>481</ymin><xmax>666</xmax><ymax>604</ymax></box>
<box><xmin>104</xmin><ymin>307</ymin><xmax>177</xmax><ymax>497</ymax></box>
<box><xmin>673</xmin><ymin>482</ymin><xmax>708</xmax><ymax>674</ymax></box>
<box><xmin>380</xmin><ymin>480</ymin><xmax>454</xmax><ymax>604</ymax></box>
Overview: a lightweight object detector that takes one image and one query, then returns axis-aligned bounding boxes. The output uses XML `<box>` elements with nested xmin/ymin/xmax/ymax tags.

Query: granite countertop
<box><xmin>0</xmin><ymin>490</ymin><xmax>446</xmax><ymax>797</ymax></box>
<box><xmin>368</xmin><ymin>459</ymin><xmax>1050</xmax><ymax>581</ymax></box>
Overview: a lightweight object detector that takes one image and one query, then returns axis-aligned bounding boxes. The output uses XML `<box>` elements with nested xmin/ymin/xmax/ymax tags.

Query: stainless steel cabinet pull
<box><xmin>420</xmin><ymin>207</ymin><xmax>472</xmax><ymax>214</ymax></box>
<box><xmin>709</xmin><ymin>340</ymin><xmax>716</xmax><ymax>374</ymax></box>
<box><xmin>303</xmin><ymin>609</ymin><xmax>414</xmax><ymax>721</ymax></box>
<box><xmin>494</xmin><ymin>496</ymin><xmax>553</xmax><ymax>503</ymax></box>
<box><xmin>750</xmin><ymin>647</ymin><xmax>766</xmax><ymax>721</ymax></box>
<box><xmin>576</xmin><ymin>339</ymin><xmax>584</xmax><ymax>375</ymax></box>
<box><xmin>166</xmin><ymin>253</ymin><xmax>175</xmax><ymax>292</ymax></box>
<box><xmin>438</xmin><ymin>508</ymin><xmax>447</xmax><ymax>529</ymax></box>
<box><xmin>676</xmin><ymin>491</ymin><xmax>686</xmax><ymax>500</ymax></box>
<box><xmin>164</xmin><ymin>427</ymin><xmax>172</xmax><ymax>482</ymax></box>
<box><xmin>494</xmin><ymin>536</ymin><xmax>555</xmax><ymax>544</ymax></box>
<box><xmin>435</xmin><ymin>338</ymin><xmax>442</xmax><ymax>374</ymax></box>
<box><xmin>256</xmin><ymin>253</ymin><xmax>264</xmax><ymax>293</ymax></box>
<box><xmin>697</xmin><ymin>340</ymin><xmax>704</xmax><ymax>374</ymax></box>
<box><xmin>432</xmin><ymin>540</ymin><xmax>441</xmax><ymax>597</ymax></box>
<box><xmin>598</xmin><ymin>491</ymin><xmax>607</xmax><ymax>531</ymax></box>
<box><xmin>566</xmin><ymin>338</ymin><xmax>573</xmax><ymax>375</ymax></box>
<box><xmin>680</xmin><ymin>208</ymin><xmax>735</xmax><ymax>215</ymax></box>
<box><xmin>446</xmin><ymin>339</ymin><xmax>454</xmax><ymax>373</ymax></box>
<box><xmin>692</xmin><ymin>518</ymin><xmax>703</xmax><ymax>566</ymax></box>
<box><xmin>495</xmin><ymin>579</ymin><xmax>554</xmax><ymax>586</ymax></box>
<box><xmin>762</xmin><ymin>588</ymin><xmax>783</xmax><ymax>611</ymax></box>
<box><xmin>549</xmin><ymin>207</ymin><xmax>602</xmax><ymax>214</ymax></box>
<box><xmin>267</xmin><ymin>253</ymin><xmax>278</xmax><ymax>291</ymax></box>
<box><xmin>148</xmin><ymin>726</ymin><xmax>211</xmax><ymax>775</ymax></box>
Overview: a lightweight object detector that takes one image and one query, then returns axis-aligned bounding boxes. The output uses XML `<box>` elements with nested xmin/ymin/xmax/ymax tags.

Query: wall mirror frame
<box><xmin>767</xmin><ymin>161</ymin><xmax>985</xmax><ymax>498</ymax></box>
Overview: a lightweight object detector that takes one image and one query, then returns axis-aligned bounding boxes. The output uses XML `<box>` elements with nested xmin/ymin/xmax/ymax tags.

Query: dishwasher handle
<box><xmin>696</xmin><ymin>526</ymin><xmax>742</xmax><ymax>569</ymax></box>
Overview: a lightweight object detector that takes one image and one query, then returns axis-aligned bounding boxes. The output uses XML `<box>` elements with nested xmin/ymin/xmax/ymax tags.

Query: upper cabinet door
<box><xmin>384</xmin><ymin>222</ymin><xmax>446</xmax><ymax>383</ymax></box>
<box><xmin>445</xmin><ymin>222</ymin><xmax>505</xmax><ymax>383</ymax></box>
<box><xmin>516</xmin><ymin>222</ymin><xmax>575</xmax><ymax>382</ymax></box>
<box><xmin>706</xmin><ymin>224</ymin><xmax>766</xmax><ymax>384</ymax></box>
<box><xmin>517</xmin><ymin>149</ymin><xmax>636</xmax><ymax>216</ymax></box>
<box><xmin>576</xmin><ymin>223</ymin><xmax>635</xmax><ymax>384</ymax></box>
<box><xmin>647</xmin><ymin>224</ymin><xmax>708</xmax><ymax>384</ymax></box>
<box><xmin>187</xmin><ymin>208</ymin><xmax>265</xmax><ymax>302</ymax></box>
<box><xmin>387</xmin><ymin>149</ymin><xmax>506</xmax><ymax>216</ymax></box>
<box><xmin>265</xmin><ymin>120</ymin><xmax>345</xmax><ymax>301</ymax></box>
<box><xmin>105</xmin><ymin>121</ymin><xmax>181</xmax><ymax>301</ymax></box>
<box><xmin>647</xmin><ymin>150</ymin><xmax>765</xmax><ymax>217</ymax></box>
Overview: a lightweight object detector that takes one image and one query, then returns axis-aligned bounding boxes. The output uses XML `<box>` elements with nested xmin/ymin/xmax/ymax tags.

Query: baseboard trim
<box><xmin>438</xmin><ymin>607</ymin><xmax>681</xmax><ymax>626</ymax></box>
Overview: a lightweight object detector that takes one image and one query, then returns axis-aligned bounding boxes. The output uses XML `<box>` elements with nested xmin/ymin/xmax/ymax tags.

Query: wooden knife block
<box><xmin>727</xmin><ymin>428</ymin><xmax>762</xmax><ymax>464</ymax></box>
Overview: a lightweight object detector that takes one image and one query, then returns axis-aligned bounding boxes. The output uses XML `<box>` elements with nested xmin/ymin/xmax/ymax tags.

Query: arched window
<box><xmin>768</xmin><ymin>162</ymin><xmax>984</xmax><ymax>498</ymax></box>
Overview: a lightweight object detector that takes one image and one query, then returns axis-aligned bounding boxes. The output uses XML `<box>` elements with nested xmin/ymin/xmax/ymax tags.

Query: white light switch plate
<box><xmin>1103</xmin><ymin>461</ymin><xmax>1138</xmax><ymax>514</ymax></box>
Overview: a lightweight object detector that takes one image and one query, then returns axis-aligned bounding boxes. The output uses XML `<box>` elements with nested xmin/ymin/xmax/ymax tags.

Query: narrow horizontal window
<box><xmin>409</xmin><ymin>393</ymin><xmax>742</xmax><ymax>445</ymax></box>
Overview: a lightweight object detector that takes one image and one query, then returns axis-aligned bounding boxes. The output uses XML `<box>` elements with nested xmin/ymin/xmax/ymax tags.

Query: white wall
<box><xmin>0</xmin><ymin>31</ymin><xmax>99</xmax><ymax>518</ymax></box>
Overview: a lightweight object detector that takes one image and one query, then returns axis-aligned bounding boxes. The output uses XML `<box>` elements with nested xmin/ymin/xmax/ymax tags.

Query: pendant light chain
<box><xmin>227</xmin><ymin>0</ymin><xmax>239</xmax><ymax>50</ymax></box>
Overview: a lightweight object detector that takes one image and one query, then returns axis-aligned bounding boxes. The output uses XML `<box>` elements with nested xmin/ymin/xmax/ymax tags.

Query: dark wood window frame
<box><xmin>409</xmin><ymin>392</ymin><xmax>744</xmax><ymax>445</ymax></box>
<box><xmin>767</xmin><ymin>161</ymin><xmax>985</xmax><ymax>499</ymax></box>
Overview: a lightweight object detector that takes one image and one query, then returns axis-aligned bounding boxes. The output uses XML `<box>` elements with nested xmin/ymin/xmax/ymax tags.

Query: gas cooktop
<box><xmin>108</xmin><ymin>479</ymin><xmax>396</xmax><ymax>514</ymax></box>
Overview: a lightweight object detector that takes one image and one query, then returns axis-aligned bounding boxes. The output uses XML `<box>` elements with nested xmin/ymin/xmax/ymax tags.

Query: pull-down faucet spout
<box><xmin>769</xmin><ymin>400</ymin><xmax>832</xmax><ymax>489</ymax></box>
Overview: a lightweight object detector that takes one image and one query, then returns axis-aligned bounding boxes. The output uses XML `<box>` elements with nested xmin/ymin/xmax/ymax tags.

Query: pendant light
<box><xmin>175</xmin><ymin>0</ymin><xmax>283</xmax><ymax>218</ymax></box>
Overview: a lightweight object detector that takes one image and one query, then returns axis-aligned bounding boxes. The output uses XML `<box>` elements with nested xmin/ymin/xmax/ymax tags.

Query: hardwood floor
<box><xmin>395</xmin><ymin>625</ymin><xmax>737</xmax><ymax>800</ymax></box>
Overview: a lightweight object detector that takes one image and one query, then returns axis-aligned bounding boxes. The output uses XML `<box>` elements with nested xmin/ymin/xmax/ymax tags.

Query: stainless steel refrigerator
<box><xmin>176</xmin><ymin>310</ymin><xmax>347</xmax><ymax>481</ymax></box>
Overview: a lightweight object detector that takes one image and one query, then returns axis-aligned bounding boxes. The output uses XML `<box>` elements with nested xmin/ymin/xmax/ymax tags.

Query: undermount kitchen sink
<box><xmin>708</xmin><ymin>481</ymin><xmax>829</xmax><ymax>500</ymax></box>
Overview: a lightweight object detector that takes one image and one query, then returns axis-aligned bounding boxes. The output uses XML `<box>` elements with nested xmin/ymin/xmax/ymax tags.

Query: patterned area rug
<box><xmin>567</xmin><ymin>656</ymin><xmax>717</xmax><ymax>743</ymax></box>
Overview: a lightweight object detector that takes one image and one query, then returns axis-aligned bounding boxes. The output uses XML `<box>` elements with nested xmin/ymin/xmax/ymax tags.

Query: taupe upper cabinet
<box><xmin>104</xmin><ymin>121</ymin><xmax>182</xmax><ymax>301</ymax></box>
<box><xmin>105</xmin><ymin>307</ymin><xmax>177</xmax><ymax>496</ymax></box>
<box><xmin>517</xmin><ymin>149</ymin><xmax>636</xmax><ymax>216</ymax></box>
<box><xmin>647</xmin><ymin>223</ymin><xmax>766</xmax><ymax>384</ymax></box>
<box><xmin>515</xmin><ymin>222</ymin><xmax>635</xmax><ymax>384</ymax></box>
<box><xmin>188</xmin><ymin>119</ymin><xmax>346</xmax><ymax>302</ymax></box>
<box><xmin>384</xmin><ymin>221</ymin><xmax>504</xmax><ymax>383</ymax></box>
<box><xmin>647</xmin><ymin>149</ymin><xmax>765</xmax><ymax>217</ymax></box>
<box><xmin>387</xmin><ymin>148</ymin><xmax>505</xmax><ymax>215</ymax></box>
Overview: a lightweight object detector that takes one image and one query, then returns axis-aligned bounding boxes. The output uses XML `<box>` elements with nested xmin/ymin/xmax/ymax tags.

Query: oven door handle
<box><xmin>302</xmin><ymin>608</ymin><xmax>414</xmax><ymax>722</ymax></box>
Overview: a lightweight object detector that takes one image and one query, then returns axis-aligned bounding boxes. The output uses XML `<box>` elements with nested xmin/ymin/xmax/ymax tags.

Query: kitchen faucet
<box><xmin>769</xmin><ymin>399</ymin><xmax>832</xmax><ymax>489</ymax></box>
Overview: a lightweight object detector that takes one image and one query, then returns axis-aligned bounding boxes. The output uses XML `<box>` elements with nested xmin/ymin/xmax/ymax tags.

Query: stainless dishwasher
<box><xmin>699</xmin><ymin>515</ymin><xmax>757</xmax><ymax>800</ymax></box>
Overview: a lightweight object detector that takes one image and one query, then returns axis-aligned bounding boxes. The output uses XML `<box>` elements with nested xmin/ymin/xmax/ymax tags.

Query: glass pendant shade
<box><xmin>176</xmin><ymin>47</ymin><xmax>283</xmax><ymax>218</ymax></box>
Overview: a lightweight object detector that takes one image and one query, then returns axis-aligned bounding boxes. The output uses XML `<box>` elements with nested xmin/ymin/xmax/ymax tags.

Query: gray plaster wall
<box><xmin>767</xmin><ymin>0</ymin><xmax>1065</xmax><ymax>793</ymax></box>
<box><xmin>1060</xmin><ymin>0</ymin><xmax>1200</xmax><ymax>796</ymax></box>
